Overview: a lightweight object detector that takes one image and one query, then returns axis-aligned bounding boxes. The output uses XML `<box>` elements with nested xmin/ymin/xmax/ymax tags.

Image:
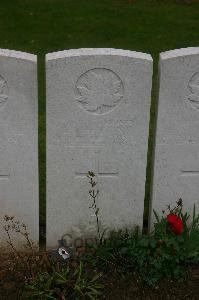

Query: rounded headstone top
<box><xmin>46</xmin><ymin>48</ymin><xmax>152</xmax><ymax>62</ymax></box>
<box><xmin>160</xmin><ymin>47</ymin><xmax>199</xmax><ymax>60</ymax></box>
<box><xmin>0</xmin><ymin>49</ymin><xmax>36</xmax><ymax>62</ymax></box>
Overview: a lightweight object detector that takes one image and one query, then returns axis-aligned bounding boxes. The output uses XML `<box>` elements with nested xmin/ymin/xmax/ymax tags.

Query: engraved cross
<box><xmin>75</xmin><ymin>150</ymin><xmax>119</xmax><ymax>178</ymax></box>
<box><xmin>180</xmin><ymin>170</ymin><xmax>199</xmax><ymax>177</ymax></box>
<box><xmin>0</xmin><ymin>172</ymin><xmax>10</xmax><ymax>180</ymax></box>
<box><xmin>0</xmin><ymin>153</ymin><xmax>10</xmax><ymax>181</ymax></box>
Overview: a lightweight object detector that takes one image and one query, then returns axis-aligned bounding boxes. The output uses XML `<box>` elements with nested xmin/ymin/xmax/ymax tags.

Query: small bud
<box><xmin>88</xmin><ymin>171</ymin><xmax>95</xmax><ymax>177</ymax></box>
<box><xmin>177</xmin><ymin>198</ymin><xmax>183</xmax><ymax>207</ymax></box>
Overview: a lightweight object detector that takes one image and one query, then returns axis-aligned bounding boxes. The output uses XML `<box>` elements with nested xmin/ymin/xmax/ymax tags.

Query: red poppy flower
<box><xmin>167</xmin><ymin>213</ymin><xmax>178</xmax><ymax>224</ymax></box>
<box><xmin>170</xmin><ymin>218</ymin><xmax>183</xmax><ymax>235</ymax></box>
<box><xmin>167</xmin><ymin>214</ymin><xmax>183</xmax><ymax>235</ymax></box>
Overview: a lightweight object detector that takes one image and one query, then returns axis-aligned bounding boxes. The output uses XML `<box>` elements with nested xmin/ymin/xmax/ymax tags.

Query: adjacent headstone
<box><xmin>150</xmin><ymin>47</ymin><xmax>199</xmax><ymax>227</ymax></box>
<box><xmin>0</xmin><ymin>50</ymin><xmax>38</xmax><ymax>251</ymax></box>
<box><xmin>46</xmin><ymin>48</ymin><xmax>152</xmax><ymax>248</ymax></box>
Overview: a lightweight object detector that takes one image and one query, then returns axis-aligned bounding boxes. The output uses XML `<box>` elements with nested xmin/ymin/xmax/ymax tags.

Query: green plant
<box><xmin>132</xmin><ymin>232</ymin><xmax>186</xmax><ymax>285</ymax></box>
<box><xmin>86</xmin><ymin>200</ymin><xmax>199</xmax><ymax>285</ymax></box>
<box><xmin>74</xmin><ymin>261</ymin><xmax>103</xmax><ymax>299</ymax></box>
<box><xmin>153</xmin><ymin>200</ymin><xmax>199</xmax><ymax>263</ymax></box>
<box><xmin>85</xmin><ymin>228</ymin><xmax>139</xmax><ymax>279</ymax></box>
<box><xmin>21</xmin><ymin>260</ymin><xmax>103</xmax><ymax>299</ymax></box>
<box><xmin>131</xmin><ymin>201</ymin><xmax>199</xmax><ymax>284</ymax></box>
<box><xmin>22</xmin><ymin>271</ymin><xmax>56</xmax><ymax>299</ymax></box>
<box><xmin>177</xmin><ymin>203</ymin><xmax>199</xmax><ymax>263</ymax></box>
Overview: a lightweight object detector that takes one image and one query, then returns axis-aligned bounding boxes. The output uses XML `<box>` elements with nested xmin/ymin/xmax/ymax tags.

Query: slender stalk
<box><xmin>87</xmin><ymin>171</ymin><xmax>102</xmax><ymax>243</ymax></box>
<box><xmin>4</xmin><ymin>227</ymin><xmax>22</xmax><ymax>258</ymax></box>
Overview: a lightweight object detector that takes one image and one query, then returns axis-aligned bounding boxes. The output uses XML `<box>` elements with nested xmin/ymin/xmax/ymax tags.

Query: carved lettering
<box><xmin>64</xmin><ymin>119</ymin><xmax>134</xmax><ymax>146</ymax></box>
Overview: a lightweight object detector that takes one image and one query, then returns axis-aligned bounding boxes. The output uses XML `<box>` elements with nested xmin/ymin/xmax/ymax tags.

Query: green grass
<box><xmin>0</xmin><ymin>0</ymin><xmax>198</xmax><ymax>227</ymax></box>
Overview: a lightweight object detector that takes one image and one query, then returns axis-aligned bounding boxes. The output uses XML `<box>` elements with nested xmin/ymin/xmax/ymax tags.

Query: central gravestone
<box><xmin>46</xmin><ymin>48</ymin><xmax>152</xmax><ymax>248</ymax></box>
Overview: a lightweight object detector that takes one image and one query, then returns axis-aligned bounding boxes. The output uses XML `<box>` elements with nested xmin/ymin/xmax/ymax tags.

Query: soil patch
<box><xmin>0</xmin><ymin>252</ymin><xmax>198</xmax><ymax>299</ymax></box>
<box><xmin>100</xmin><ymin>266</ymin><xmax>199</xmax><ymax>299</ymax></box>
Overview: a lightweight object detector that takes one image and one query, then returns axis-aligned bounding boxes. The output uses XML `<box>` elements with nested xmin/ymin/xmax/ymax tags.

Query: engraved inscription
<box><xmin>111</xmin><ymin>120</ymin><xmax>134</xmax><ymax>145</ymax></box>
<box><xmin>0</xmin><ymin>75</ymin><xmax>8</xmax><ymax>108</ymax></box>
<box><xmin>64</xmin><ymin>119</ymin><xmax>134</xmax><ymax>146</ymax></box>
<box><xmin>8</xmin><ymin>134</ymin><xmax>25</xmax><ymax>146</ymax></box>
<box><xmin>188</xmin><ymin>71</ymin><xmax>199</xmax><ymax>111</ymax></box>
<box><xmin>75</xmin><ymin>68</ymin><xmax>124</xmax><ymax>114</ymax></box>
<box><xmin>64</xmin><ymin>120</ymin><xmax>105</xmax><ymax>145</ymax></box>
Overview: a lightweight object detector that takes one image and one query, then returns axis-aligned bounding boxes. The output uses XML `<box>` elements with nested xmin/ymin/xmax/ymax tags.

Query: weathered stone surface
<box><xmin>46</xmin><ymin>48</ymin><xmax>152</xmax><ymax>248</ymax></box>
<box><xmin>150</xmin><ymin>47</ymin><xmax>199</xmax><ymax>227</ymax></box>
<box><xmin>0</xmin><ymin>50</ymin><xmax>38</xmax><ymax>251</ymax></box>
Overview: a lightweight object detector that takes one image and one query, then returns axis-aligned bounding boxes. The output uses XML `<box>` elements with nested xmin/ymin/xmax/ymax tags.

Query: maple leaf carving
<box><xmin>76</xmin><ymin>69</ymin><xmax>123</xmax><ymax>114</ymax></box>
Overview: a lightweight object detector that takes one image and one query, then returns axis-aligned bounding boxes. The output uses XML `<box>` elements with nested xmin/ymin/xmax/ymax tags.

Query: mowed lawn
<box><xmin>0</xmin><ymin>0</ymin><xmax>198</xmax><ymax>226</ymax></box>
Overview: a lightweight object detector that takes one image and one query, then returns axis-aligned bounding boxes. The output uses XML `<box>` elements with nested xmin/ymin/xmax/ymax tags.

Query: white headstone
<box><xmin>150</xmin><ymin>47</ymin><xmax>199</xmax><ymax>227</ymax></box>
<box><xmin>46</xmin><ymin>48</ymin><xmax>152</xmax><ymax>248</ymax></box>
<box><xmin>0</xmin><ymin>50</ymin><xmax>39</xmax><ymax>251</ymax></box>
